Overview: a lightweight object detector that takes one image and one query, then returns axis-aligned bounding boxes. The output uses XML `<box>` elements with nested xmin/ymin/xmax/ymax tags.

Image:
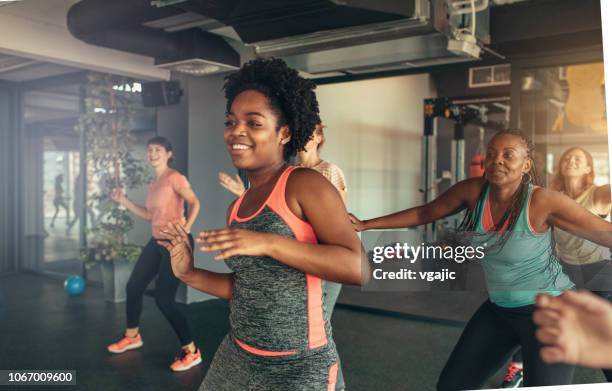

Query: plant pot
<box><xmin>100</xmin><ymin>259</ymin><xmax>133</xmax><ymax>303</ymax></box>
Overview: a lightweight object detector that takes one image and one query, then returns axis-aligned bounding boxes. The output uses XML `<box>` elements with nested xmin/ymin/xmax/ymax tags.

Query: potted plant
<box><xmin>77</xmin><ymin>72</ymin><xmax>151</xmax><ymax>302</ymax></box>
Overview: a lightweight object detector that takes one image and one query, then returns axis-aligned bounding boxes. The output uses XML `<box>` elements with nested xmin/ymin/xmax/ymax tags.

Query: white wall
<box><xmin>186</xmin><ymin>73</ymin><xmax>236</xmax><ymax>303</ymax></box>
<box><xmin>316</xmin><ymin>74</ymin><xmax>436</xmax><ymax>219</ymax></box>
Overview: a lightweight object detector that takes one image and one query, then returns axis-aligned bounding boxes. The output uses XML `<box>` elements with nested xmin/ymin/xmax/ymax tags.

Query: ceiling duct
<box><xmin>252</xmin><ymin>1</ymin><xmax>489</xmax><ymax>75</ymax></box>
<box><xmin>170</xmin><ymin>0</ymin><xmax>490</xmax><ymax>76</ymax></box>
<box><xmin>67</xmin><ymin>0</ymin><xmax>239</xmax><ymax>76</ymax></box>
<box><xmin>66</xmin><ymin>0</ymin><xmax>493</xmax><ymax>77</ymax></box>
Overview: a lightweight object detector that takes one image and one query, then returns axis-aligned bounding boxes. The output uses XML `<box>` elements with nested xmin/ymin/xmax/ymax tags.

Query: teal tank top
<box><xmin>471</xmin><ymin>183</ymin><xmax>574</xmax><ymax>307</ymax></box>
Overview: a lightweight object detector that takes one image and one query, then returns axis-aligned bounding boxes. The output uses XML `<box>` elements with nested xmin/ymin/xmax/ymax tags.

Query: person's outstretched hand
<box><xmin>218</xmin><ymin>171</ymin><xmax>245</xmax><ymax>197</ymax></box>
<box><xmin>110</xmin><ymin>188</ymin><xmax>127</xmax><ymax>205</ymax></box>
<box><xmin>348</xmin><ymin>213</ymin><xmax>366</xmax><ymax>232</ymax></box>
<box><xmin>534</xmin><ymin>290</ymin><xmax>612</xmax><ymax>369</ymax></box>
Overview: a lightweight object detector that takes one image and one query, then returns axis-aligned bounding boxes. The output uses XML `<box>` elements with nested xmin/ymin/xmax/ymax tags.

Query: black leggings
<box><xmin>437</xmin><ymin>300</ymin><xmax>574</xmax><ymax>390</ymax></box>
<box><xmin>126</xmin><ymin>237</ymin><xmax>194</xmax><ymax>346</ymax></box>
<box><xmin>509</xmin><ymin>260</ymin><xmax>612</xmax><ymax>382</ymax></box>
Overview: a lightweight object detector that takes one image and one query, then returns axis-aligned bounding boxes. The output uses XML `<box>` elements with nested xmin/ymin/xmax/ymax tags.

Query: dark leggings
<box><xmin>126</xmin><ymin>237</ymin><xmax>194</xmax><ymax>346</ymax></box>
<box><xmin>437</xmin><ymin>300</ymin><xmax>574</xmax><ymax>391</ymax></box>
<box><xmin>509</xmin><ymin>260</ymin><xmax>612</xmax><ymax>382</ymax></box>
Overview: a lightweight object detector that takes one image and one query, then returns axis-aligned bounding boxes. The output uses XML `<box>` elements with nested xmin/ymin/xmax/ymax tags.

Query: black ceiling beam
<box><xmin>67</xmin><ymin>1</ymin><xmax>240</xmax><ymax>68</ymax></box>
<box><xmin>67</xmin><ymin>0</ymin><xmax>185</xmax><ymax>37</ymax></box>
<box><xmin>178</xmin><ymin>0</ymin><xmax>410</xmax><ymax>43</ymax></box>
<box><xmin>490</xmin><ymin>0</ymin><xmax>601</xmax><ymax>44</ymax></box>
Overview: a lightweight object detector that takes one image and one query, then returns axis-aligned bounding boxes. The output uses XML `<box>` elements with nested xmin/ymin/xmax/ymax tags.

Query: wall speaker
<box><xmin>141</xmin><ymin>81</ymin><xmax>183</xmax><ymax>107</ymax></box>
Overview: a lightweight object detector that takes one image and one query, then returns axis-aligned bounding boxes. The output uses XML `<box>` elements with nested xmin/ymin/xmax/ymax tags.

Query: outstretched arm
<box><xmin>539</xmin><ymin>188</ymin><xmax>612</xmax><ymax>247</ymax></box>
<box><xmin>593</xmin><ymin>184</ymin><xmax>611</xmax><ymax>216</ymax></box>
<box><xmin>218</xmin><ymin>171</ymin><xmax>246</xmax><ymax>197</ymax></box>
<box><xmin>350</xmin><ymin>177</ymin><xmax>483</xmax><ymax>231</ymax></box>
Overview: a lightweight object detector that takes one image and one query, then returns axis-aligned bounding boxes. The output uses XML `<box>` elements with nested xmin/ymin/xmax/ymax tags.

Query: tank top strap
<box><xmin>228</xmin><ymin>192</ymin><xmax>248</xmax><ymax>225</ymax></box>
<box><xmin>576</xmin><ymin>184</ymin><xmax>598</xmax><ymax>208</ymax></box>
<box><xmin>520</xmin><ymin>183</ymin><xmax>547</xmax><ymax>235</ymax></box>
<box><xmin>267</xmin><ymin>165</ymin><xmax>317</xmax><ymax>244</ymax></box>
<box><xmin>266</xmin><ymin>165</ymin><xmax>300</xmax><ymax>211</ymax></box>
<box><xmin>227</xmin><ymin>165</ymin><xmax>298</xmax><ymax>225</ymax></box>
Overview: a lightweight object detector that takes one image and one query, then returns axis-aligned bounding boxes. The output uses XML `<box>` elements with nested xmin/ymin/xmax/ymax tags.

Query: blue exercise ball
<box><xmin>64</xmin><ymin>275</ymin><xmax>86</xmax><ymax>296</ymax></box>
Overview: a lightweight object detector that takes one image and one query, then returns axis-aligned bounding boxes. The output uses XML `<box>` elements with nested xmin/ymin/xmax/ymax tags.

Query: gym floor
<box><xmin>0</xmin><ymin>274</ymin><xmax>606</xmax><ymax>391</ymax></box>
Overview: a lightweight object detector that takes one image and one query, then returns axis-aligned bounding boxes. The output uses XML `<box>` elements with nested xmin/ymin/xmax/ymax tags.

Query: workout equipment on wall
<box><xmin>469</xmin><ymin>127</ymin><xmax>486</xmax><ymax>178</ymax></box>
<box><xmin>422</xmin><ymin>96</ymin><xmax>508</xmax><ymax>239</ymax></box>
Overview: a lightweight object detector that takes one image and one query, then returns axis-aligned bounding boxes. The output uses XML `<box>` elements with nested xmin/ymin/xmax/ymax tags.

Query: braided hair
<box><xmin>457</xmin><ymin>129</ymin><xmax>562</xmax><ymax>285</ymax></box>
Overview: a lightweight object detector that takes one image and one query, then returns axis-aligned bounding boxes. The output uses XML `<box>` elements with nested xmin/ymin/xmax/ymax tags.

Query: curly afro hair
<box><xmin>223</xmin><ymin>58</ymin><xmax>321</xmax><ymax>160</ymax></box>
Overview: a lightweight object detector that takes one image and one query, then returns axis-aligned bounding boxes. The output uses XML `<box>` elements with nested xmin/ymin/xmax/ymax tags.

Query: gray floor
<box><xmin>0</xmin><ymin>274</ymin><xmax>606</xmax><ymax>390</ymax></box>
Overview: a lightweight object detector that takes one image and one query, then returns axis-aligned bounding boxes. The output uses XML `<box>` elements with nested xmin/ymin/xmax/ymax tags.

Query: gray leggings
<box><xmin>324</xmin><ymin>281</ymin><xmax>344</xmax><ymax>390</ymax></box>
<box><xmin>200</xmin><ymin>335</ymin><xmax>338</xmax><ymax>391</ymax></box>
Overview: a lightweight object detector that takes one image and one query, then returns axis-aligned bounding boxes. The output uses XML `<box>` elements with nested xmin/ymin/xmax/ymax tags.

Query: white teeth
<box><xmin>232</xmin><ymin>144</ymin><xmax>250</xmax><ymax>150</ymax></box>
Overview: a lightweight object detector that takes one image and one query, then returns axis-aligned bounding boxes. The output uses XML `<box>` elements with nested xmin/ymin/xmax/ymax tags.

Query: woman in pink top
<box><xmin>106</xmin><ymin>136</ymin><xmax>203</xmax><ymax>372</ymax></box>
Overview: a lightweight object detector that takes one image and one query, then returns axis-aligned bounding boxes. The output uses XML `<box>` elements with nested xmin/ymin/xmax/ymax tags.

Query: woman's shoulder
<box><xmin>455</xmin><ymin>177</ymin><xmax>487</xmax><ymax>198</ymax></box>
<box><xmin>166</xmin><ymin>168</ymin><xmax>184</xmax><ymax>177</ymax></box>
<box><xmin>166</xmin><ymin>168</ymin><xmax>190</xmax><ymax>189</ymax></box>
<box><xmin>167</xmin><ymin>168</ymin><xmax>188</xmax><ymax>180</ymax></box>
<box><xmin>286</xmin><ymin>165</ymin><xmax>331</xmax><ymax>191</ymax></box>
<box><xmin>529</xmin><ymin>185</ymin><xmax>561</xmax><ymax>209</ymax></box>
<box><xmin>321</xmin><ymin>161</ymin><xmax>344</xmax><ymax>176</ymax></box>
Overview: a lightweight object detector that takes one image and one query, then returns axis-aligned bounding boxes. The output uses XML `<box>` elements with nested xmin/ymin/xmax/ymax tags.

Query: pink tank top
<box><xmin>146</xmin><ymin>169</ymin><xmax>189</xmax><ymax>238</ymax></box>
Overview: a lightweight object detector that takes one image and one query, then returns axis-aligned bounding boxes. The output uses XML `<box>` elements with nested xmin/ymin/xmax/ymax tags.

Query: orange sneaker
<box><xmin>170</xmin><ymin>347</ymin><xmax>202</xmax><ymax>372</ymax></box>
<box><xmin>107</xmin><ymin>333</ymin><xmax>143</xmax><ymax>354</ymax></box>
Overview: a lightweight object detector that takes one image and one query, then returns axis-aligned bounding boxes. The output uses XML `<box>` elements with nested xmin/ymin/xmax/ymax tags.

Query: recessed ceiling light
<box><xmin>156</xmin><ymin>59</ymin><xmax>238</xmax><ymax>76</ymax></box>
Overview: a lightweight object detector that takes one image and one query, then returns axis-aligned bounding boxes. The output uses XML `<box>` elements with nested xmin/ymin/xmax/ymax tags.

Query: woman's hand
<box><xmin>534</xmin><ymin>290</ymin><xmax>612</xmax><ymax>369</ymax></box>
<box><xmin>157</xmin><ymin>223</ymin><xmax>194</xmax><ymax>278</ymax></box>
<box><xmin>110</xmin><ymin>188</ymin><xmax>127</xmax><ymax>205</ymax></box>
<box><xmin>348</xmin><ymin>213</ymin><xmax>366</xmax><ymax>232</ymax></box>
<box><xmin>218</xmin><ymin>171</ymin><xmax>246</xmax><ymax>197</ymax></box>
<box><xmin>196</xmin><ymin>228</ymin><xmax>272</xmax><ymax>260</ymax></box>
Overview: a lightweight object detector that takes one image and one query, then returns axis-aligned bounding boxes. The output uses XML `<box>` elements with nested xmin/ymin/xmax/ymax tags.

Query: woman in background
<box><xmin>107</xmin><ymin>136</ymin><xmax>202</xmax><ymax>372</ymax></box>
<box><xmin>551</xmin><ymin>146</ymin><xmax>612</xmax><ymax>381</ymax></box>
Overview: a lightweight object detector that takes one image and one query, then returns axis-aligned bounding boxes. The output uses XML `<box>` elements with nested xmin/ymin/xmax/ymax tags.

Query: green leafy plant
<box><xmin>76</xmin><ymin>73</ymin><xmax>151</xmax><ymax>268</ymax></box>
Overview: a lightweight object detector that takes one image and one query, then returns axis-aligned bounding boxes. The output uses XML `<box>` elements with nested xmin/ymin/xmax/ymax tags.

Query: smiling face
<box><xmin>224</xmin><ymin>89</ymin><xmax>291</xmax><ymax>170</ymax></box>
<box><xmin>484</xmin><ymin>133</ymin><xmax>532</xmax><ymax>186</ymax></box>
<box><xmin>147</xmin><ymin>143</ymin><xmax>172</xmax><ymax>169</ymax></box>
<box><xmin>560</xmin><ymin>148</ymin><xmax>592</xmax><ymax>179</ymax></box>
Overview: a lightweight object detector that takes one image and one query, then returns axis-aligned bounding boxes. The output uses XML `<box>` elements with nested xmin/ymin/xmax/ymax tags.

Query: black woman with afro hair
<box><xmin>157</xmin><ymin>58</ymin><xmax>363</xmax><ymax>390</ymax></box>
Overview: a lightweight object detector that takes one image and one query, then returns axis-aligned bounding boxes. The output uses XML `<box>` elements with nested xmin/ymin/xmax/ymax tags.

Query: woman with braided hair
<box><xmin>350</xmin><ymin>129</ymin><xmax>612</xmax><ymax>389</ymax></box>
<box><xmin>158</xmin><ymin>58</ymin><xmax>362</xmax><ymax>390</ymax></box>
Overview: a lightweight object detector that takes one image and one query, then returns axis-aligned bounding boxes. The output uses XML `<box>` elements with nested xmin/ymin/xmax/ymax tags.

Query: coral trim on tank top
<box><xmin>482</xmin><ymin>185</ymin><xmax>545</xmax><ymax>235</ymax></box>
<box><xmin>327</xmin><ymin>363</ymin><xmax>339</xmax><ymax>391</ymax></box>
<box><xmin>233</xmin><ymin>338</ymin><xmax>296</xmax><ymax>357</ymax></box>
<box><xmin>227</xmin><ymin>166</ymin><xmax>328</xmax><ymax>353</ymax></box>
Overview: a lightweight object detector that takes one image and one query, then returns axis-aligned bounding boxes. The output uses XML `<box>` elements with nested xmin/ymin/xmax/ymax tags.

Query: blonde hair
<box><xmin>551</xmin><ymin>147</ymin><xmax>595</xmax><ymax>192</ymax></box>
